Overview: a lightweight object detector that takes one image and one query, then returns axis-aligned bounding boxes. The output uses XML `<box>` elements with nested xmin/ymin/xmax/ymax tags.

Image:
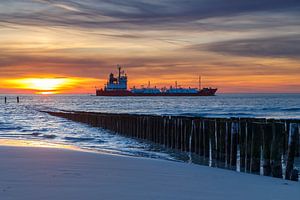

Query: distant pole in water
<box><xmin>4</xmin><ymin>96</ymin><xmax>7</xmax><ymax>103</ymax></box>
<box><xmin>17</xmin><ymin>96</ymin><xmax>19</xmax><ymax>103</ymax></box>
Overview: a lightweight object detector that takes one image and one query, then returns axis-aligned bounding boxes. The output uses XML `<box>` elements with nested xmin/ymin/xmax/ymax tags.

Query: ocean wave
<box><xmin>64</xmin><ymin>136</ymin><xmax>94</xmax><ymax>142</ymax></box>
<box><xmin>42</xmin><ymin>134</ymin><xmax>57</xmax><ymax>139</ymax></box>
<box><xmin>0</xmin><ymin>133</ymin><xmax>33</xmax><ymax>137</ymax></box>
<box><xmin>31</xmin><ymin>132</ymin><xmax>42</xmax><ymax>136</ymax></box>
<box><xmin>0</xmin><ymin>126</ymin><xmax>23</xmax><ymax>131</ymax></box>
<box><xmin>176</xmin><ymin>113</ymin><xmax>203</xmax><ymax>117</ymax></box>
<box><xmin>280</xmin><ymin>108</ymin><xmax>300</xmax><ymax>111</ymax></box>
<box><xmin>222</xmin><ymin>112</ymin><xmax>255</xmax><ymax>116</ymax></box>
<box><xmin>177</xmin><ymin>112</ymin><xmax>255</xmax><ymax>118</ymax></box>
<box><xmin>96</xmin><ymin>139</ymin><xmax>105</xmax><ymax>143</ymax></box>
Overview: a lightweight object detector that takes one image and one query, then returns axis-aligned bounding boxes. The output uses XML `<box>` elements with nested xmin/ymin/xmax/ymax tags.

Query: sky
<box><xmin>0</xmin><ymin>0</ymin><xmax>299</xmax><ymax>94</ymax></box>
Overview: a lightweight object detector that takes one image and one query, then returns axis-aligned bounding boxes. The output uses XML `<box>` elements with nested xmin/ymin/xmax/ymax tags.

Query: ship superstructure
<box><xmin>105</xmin><ymin>65</ymin><xmax>128</xmax><ymax>91</ymax></box>
<box><xmin>96</xmin><ymin>65</ymin><xmax>217</xmax><ymax>96</ymax></box>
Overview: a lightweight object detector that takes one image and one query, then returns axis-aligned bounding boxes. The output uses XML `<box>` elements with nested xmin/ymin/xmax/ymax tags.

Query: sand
<box><xmin>0</xmin><ymin>141</ymin><xmax>299</xmax><ymax>200</ymax></box>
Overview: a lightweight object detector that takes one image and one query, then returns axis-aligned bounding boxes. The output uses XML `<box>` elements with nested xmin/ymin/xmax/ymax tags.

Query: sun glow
<box><xmin>6</xmin><ymin>78</ymin><xmax>79</xmax><ymax>94</ymax></box>
<box><xmin>2</xmin><ymin>76</ymin><xmax>100</xmax><ymax>94</ymax></box>
<box><xmin>22</xmin><ymin>78</ymin><xmax>66</xmax><ymax>90</ymax></box>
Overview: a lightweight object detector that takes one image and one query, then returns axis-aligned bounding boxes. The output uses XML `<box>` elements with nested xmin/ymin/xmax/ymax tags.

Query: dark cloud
<box><xmin>0</xmin><ymin>0</ymin><xmax>299</xmax><ymax>30</ymax></box>
<box><xmin>198</xmin><ymin>35</ymin><xmax>300</xmax><ymax>58</ymax></box>
<box><xmin>43</xmin><ymin>0</ymin><xmax>300</xmax><ymax>19</ymax></box>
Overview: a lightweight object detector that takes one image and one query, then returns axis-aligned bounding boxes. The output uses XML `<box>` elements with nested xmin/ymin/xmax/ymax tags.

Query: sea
<box><xmin>0</xmin><ymin>94</ymin><xmax>299</xmax><ymax>164</ymax></box>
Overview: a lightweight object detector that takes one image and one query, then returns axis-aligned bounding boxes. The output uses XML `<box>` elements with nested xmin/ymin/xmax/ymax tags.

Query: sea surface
<box><xmin>0</xmin><ymin>94</ymin><xmax>299</xmax><ymax>163</ymax></box>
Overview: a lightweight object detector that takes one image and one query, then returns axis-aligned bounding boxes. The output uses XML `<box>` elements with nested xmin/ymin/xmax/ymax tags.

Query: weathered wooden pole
<box><xmin>285</xmin><ymin>123</ymin><xmax>299</xmax><ymax>181</ymax></box>
<box><xmin>262</xmin><ymin>123</ymin><xmax>272</xmax><ymax>176</ymax></box>
<box><xmin>203</xmin><ymin>120</ymin><xmax>209</xmax><ymax>160</ymax></box>
<box><xmin>218</xmin><ymin>120</ymin><xmax>226</xmax><ymax>167</ymax></box>
<box><xmin>270</xmin><ymin>122</ymin><xmax>283</xmax><ymax>178</ymax></box>
<box><xmin>230</xmin><ymin>121</ymin><xmax>238</xmax><ymax>170</ymax></box>
<box><xmin>239</xmin><ymin>121</ymin><xmax>246</xmax><ymax>172</ymax></box>
<box><xmin>250</xmin><ymin>122</ymin><xmax>261</xmax><ymax>174</ymax></box>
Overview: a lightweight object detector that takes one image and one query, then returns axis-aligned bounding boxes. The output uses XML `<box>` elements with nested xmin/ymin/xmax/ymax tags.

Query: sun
<box><xmin>23</xmin><ymin>78</ymin><xmax>66</xmax><ymax>90</ymax></box>
<box><xmin>8</xmin><ymin>78</ymin><xmax>73</xmax><ymax>94</ymax></box>
<box><xmin>4</xmin><ymin>77</ymin><xmax>98</xmax><ymax>94</ymax></box>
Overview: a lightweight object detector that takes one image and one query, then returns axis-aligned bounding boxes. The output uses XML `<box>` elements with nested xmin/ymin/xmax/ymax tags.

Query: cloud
<box><xmin>1</xmin><ymin>0</ymin><xmax>300</xmax><ymax>93</ymax></box>
<box><xmin>52</xmin><ymin>3</ymin><xmax>81</xmax><ymax>12</ymax></box>
<box><xmin>0</xmin><ymin>0</ymin><xmax>299</xmax><ymax>31</ymax></box>
<box><xmin>198</xmin><ymin>35</ymin><xmax>300</xmax><ymax>58</ymax></box>
<box><xmin>1</xmin><ymin>44</ymin><xmax>299</xmax><ymax>81</ymax></box>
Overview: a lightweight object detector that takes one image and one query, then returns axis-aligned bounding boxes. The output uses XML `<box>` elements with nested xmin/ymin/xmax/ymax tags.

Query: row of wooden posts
<box><xmin>45</xmin><ymin>110</ymin><xmax>300</xmax><ymax>181</ymax></box>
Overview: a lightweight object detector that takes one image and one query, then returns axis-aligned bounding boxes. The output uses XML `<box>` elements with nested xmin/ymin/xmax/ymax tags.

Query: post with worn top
<box><xmin>285</xmin><ymin>123</ymin><xmax>299</xmax><ymax>181</ymax></box>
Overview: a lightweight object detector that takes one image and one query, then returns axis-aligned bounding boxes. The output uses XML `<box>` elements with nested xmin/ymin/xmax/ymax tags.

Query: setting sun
<box><xmin>5</xmin><ymin>78</ymin><xmax>83</xmax><ymax>94</ymax></box>
<box><xmin>2</xmin><ymin>76</ymin><xmax>99</xmax><ymax>94</ymax></box>
<box><xmin>21</xmin><ymin>78</ymin><xmax>66</xmax><ymax>92</ymax></box>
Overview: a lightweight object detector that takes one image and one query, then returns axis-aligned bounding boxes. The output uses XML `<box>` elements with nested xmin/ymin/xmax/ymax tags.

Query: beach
<box><xmin>0</xmin><ymin>140</ymin><xmax>299</xmax><ymax>200</ymax></box>
<box><xmin>1</xmin><ymin>0</ymin><xmax>300</xmax><ymax>198</ymax></box>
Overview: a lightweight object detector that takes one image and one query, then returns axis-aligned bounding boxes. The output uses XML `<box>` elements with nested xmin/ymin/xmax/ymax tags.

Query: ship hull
<box><xmin>96</xmin><ymin>89</ymin><xmax>217</xmax><ymax>96</ymax></box>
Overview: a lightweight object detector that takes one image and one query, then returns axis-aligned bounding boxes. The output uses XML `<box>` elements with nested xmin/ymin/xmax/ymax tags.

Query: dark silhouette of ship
<box><xmin>96</xmin><ymin>65</ymin><xmax>217</xmax><ymax>96</ymax></box>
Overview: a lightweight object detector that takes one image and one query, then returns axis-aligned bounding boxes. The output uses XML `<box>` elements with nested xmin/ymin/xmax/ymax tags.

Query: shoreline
<box><xmin>0</xmin><ymin>139</ymin><xmax>299</xmax><ymax>200</ymax></box>
<box><xmin>0</xmin><ymin>138</ymin><xmax>79</xmax><ymax>149</ymax></box>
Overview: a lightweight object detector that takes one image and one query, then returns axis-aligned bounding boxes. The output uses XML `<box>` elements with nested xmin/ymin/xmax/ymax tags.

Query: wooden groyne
<box><xmin>44</xmin><ymin>110</ymin><xmax>300</xmax><ymax>181</ymax></box>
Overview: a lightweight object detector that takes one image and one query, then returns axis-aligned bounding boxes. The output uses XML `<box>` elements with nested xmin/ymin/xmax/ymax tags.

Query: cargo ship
<box><xmin>96</xmin><ymin>65</ymin><xmax>217</xmax><ymax>96</ymax></box>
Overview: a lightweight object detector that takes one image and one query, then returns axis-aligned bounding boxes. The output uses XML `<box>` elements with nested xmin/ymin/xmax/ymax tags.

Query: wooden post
<box><xmin>213</xmin><ymin>120</ymin><xmax>218</xmax><ymax>164</ymax></box>
<box><xmin>209</xmin><ymin>120</ymin><xmax>216</xmax><ymax>167</ymax></box>
<box><xmin>285</xmin><ymin>123</ymin><xmax>299</xmax><ymax>181</ymax></box>
<box><xmin>262</xmin><ymin>123</ymin><xmax>272</xmax><ymax>176</ymax></box>
<box><xmin>203</xmin><ymin>120</ymin><xmax>209</xmax><ymax>160</ymax></box>
<box><xmin>239</xmin><ymin>120</ymin><xmax>247</xmax><ymax>172</ymax></box>
<box><xmin>250</xmin><ymin>122</ymin><xmax>262</xmax><ymax>174</ymax></box>
<box><xmin>270</xmin><ymin>122</ymin><xmax>284</xmax><ymax>178</ymax></box>
<box><xmin>225</xmin><ymin>121</ymin><xmax>230</xmax><ymax>168</ymax></box>
<box><xmin>199</xmin><ymin>119</ymin><xmax>204</xmax><ymax>155</ymax></box>
<box><xmin>218</xmin><ymin>120</ymin><xmax>226</xmax><ymax>167</ymax></box>
<box><xmin>230</xmin><ymin>121</ymin><xmax>238</xmax><ymax>170</ymax></box>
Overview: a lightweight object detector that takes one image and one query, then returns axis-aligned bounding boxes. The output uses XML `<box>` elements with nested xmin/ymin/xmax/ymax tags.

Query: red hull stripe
<box><xmin>96</xmin><ymin>89</ymin><xmax>217</xmax><ymax>96</ymax></box>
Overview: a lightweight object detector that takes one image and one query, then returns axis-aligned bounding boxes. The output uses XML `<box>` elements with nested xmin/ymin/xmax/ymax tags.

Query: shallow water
<box><xmin>0</xmin><ymin>94</ymin><xmax>299</xmax><ymax>165</ymax></box>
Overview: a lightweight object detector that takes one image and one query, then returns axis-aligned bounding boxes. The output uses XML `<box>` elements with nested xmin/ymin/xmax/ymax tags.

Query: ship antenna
<box><xmin>117</xmin><ymin>64</ymin><xmax>121</xmax><ymax>81</ymax></box>
<box><xmin>199</xmin><ymin>75</ymin><xmax>202</xmax><ymax>90</ymax></box>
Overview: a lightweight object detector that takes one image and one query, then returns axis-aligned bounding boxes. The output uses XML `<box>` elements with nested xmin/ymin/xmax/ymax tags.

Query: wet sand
<box><xmin>0</xmin><ymin>140</ymin><xmax>299</xmax><ymax>200</ymax></box>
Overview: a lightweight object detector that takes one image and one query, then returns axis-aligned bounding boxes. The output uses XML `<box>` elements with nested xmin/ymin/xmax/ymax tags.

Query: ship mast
<box><xmin>117</xmin><ymin>64</ymin><xmax>121</xmax><ymax>82</ymax></box>
<box><xmin>198</xmin><ymin>75</ymin><xmax>202</xmax><ymax>91</ymax></box>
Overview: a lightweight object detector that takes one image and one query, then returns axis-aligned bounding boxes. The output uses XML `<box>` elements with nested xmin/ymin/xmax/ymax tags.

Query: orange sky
<box><xmin>0</xmin><ymin>1</ymin><xmax>299</xmax><ymax>94</ymax></box>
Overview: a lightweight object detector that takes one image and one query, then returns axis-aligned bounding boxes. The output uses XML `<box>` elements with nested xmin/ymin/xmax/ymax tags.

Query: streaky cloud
<box><xmin>0</xmin><ymin>0</ymin><xmax>299</xmax><ymax>31</ymax></box>
<box><xmin>196</xmin><ymin>35</ymin><xmax>300</xmax><ymax>58</ymax></box>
